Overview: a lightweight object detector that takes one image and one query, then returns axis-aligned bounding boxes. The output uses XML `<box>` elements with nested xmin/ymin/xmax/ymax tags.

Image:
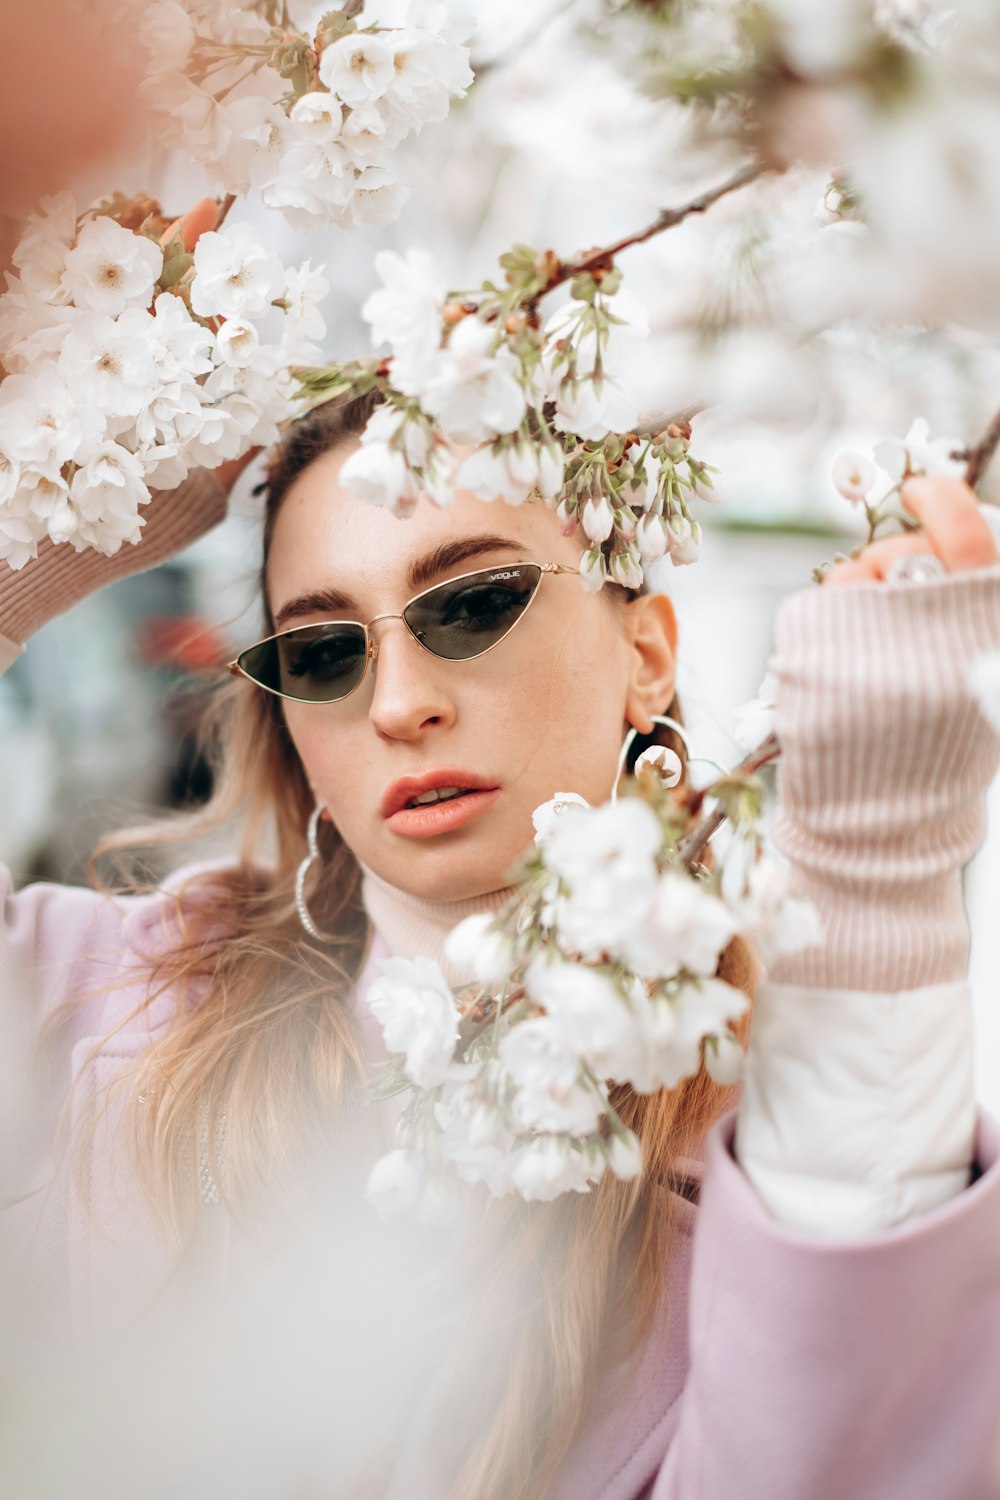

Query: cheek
<box><xmin>491</xmin><ymin>603</ymin><xmax>632</xmax><ymax>803</ymax></box>
<box><xmin>280</xmin><ymin>702</ymin><xmax>364</xmax><ymax>813</ymax></box>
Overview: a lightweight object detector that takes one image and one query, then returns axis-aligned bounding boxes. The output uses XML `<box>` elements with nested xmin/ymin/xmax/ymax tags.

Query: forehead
<box><xmin>265</xmin><ymin>440</ymin><xmax>582</xmax><ymax>612</ymax></box>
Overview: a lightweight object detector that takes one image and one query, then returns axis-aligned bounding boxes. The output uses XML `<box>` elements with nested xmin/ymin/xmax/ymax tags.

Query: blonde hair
<box><xmin>83</xmin><ymin>394</ymin><xmax>756</xmax><ymax>1497</ymax></box>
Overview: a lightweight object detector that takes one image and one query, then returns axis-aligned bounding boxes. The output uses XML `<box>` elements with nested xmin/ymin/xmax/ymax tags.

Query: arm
<box><xmin>648</xmin><ymin>514</ymin><xmax>1000</xmax><ymax>1498</ymax></box>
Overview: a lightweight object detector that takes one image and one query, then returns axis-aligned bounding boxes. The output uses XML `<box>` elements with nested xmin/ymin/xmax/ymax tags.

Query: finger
<box><xmin>900</xmin><ymin>475</ymin><xmax>999</xmax><ymax>572</ymax></box>
<box><xmin>160</xmin><ymin>196</ymin><xmax>220</xmax><ymax>252</ymax></box>
<box><xmin>823</xmin><ymin>531</ymin><xmax>934</xmax><ymax>587</ymax></box>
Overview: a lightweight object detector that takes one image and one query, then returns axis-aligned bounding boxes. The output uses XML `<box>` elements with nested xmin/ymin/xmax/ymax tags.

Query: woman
<box><xmin>2</xmin><ymin>389</ymin><xmax>999</xmax><ymax>1500</ymax></box>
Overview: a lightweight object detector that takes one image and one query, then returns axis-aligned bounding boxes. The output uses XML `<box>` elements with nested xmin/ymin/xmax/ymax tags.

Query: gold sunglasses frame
<box><xmin>227</xmin><ymin>560</ymin><xmax>578</xmax><ymax>705</ymax></box>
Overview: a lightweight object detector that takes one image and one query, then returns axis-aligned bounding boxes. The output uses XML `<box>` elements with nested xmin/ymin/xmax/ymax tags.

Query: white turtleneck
<box><xmin>360</xmin><ymin>863</ymin><xmax>515</xmax><ymax>984</ymax></box>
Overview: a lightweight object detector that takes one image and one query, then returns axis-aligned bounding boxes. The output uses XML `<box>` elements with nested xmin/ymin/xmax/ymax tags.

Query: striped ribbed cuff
<box><xmin>764</xmin><ymin>562</ymin><xmax>1000</xmax><ymax>992</ymax></box>
<box><xmin>0</xmin><ymin>469</ymin><xmax>228</xmax><ymax>645</ymax></box>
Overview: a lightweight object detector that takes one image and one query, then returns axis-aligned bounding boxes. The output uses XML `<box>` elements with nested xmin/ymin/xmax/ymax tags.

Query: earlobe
<box><xmin>624</xmin><ymin>592</ymin><xmax>678</xmax><ymax>732</ymax></box>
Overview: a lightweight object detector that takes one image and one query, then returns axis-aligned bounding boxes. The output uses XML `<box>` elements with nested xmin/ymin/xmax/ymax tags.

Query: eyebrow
<box><xmin>272</xmin><ymin>534</ymin><xmax>528</xmax><ymax>629</ymax></box>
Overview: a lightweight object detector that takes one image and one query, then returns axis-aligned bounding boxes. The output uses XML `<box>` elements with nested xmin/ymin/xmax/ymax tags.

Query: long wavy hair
<box><xmin>85</xmin><ymin>391</ymin><xmax>757</xmax><ymax>1500</ymax></box>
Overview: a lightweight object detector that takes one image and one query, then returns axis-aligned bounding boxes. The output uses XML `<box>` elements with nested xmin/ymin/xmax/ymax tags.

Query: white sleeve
<box><xmin>0</xmin><ymin>633</ymin><xmax>24</xmax><ymax>675</ymax></box>
<box><xmin>733</xmin><ymin>978</ymin><xmax>976</xmax><ymax>1238</ymax></box>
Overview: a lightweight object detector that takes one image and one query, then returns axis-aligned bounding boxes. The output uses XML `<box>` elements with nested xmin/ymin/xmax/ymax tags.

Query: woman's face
<box><xmin>265</xmin><ymin>440</ymin><xmax>677</xmax><ymax>901</ymax></box>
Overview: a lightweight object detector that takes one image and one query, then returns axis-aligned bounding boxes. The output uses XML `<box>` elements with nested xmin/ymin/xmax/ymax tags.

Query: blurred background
<box><xmin>3</xmin><ymin>0</ymin><xmax>999</xmax><ymax>1109</ymax></box>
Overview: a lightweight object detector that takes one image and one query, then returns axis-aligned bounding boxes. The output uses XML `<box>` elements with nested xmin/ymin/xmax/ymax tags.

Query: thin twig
<box><xmin>529</xmin><ymin>162</ymin><xmax>768</xmax><ymax>307</ymax></box>
<box><xmin>964</xmin><ymin>407</ymin><xmax>1000</xmax><ymax>491</ymax></box>
<box><xmin>677</xmin><ymin>730</ymin><xmax>781</xmax><ymax>870</ymax></box>
<box><xmin>216</xmin><ymin>193</ymin><xmax>238</xmax><ymax>229</ymax></box>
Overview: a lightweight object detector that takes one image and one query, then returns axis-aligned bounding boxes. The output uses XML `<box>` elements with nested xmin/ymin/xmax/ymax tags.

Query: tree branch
<box><xmin>677</xmin><ymin>729</ymin><xmax>781</xmax><ymax>870</ymax></box>
<box><xmin>964</xmin><ymin>407</ymin><xmax>1000</xmax><ymax>491</ymax></box>
<box><xmin>530</xmin><ymin>161</ymin><xmax>769</xmax><ymax>306</ymax></box>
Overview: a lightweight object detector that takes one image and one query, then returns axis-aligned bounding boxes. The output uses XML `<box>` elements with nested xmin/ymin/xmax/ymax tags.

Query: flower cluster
<box><xmin>294</xmin><ymin>246</ymin><xmax>717</xmax><ymax>591</ymax></box>
<box><xmin>0</xmin><ymin>194</ymin><xmax>327</xmax><ymax>568</ymax></box>
<box><xmin>363</xmin><ymin>741</ymin><xmax>823</xmax><ymax>1216</ymax></box>
<box><xmin>141</xmin><ymin>0</ymin><xmax>474</xmax><ymax>232</ymax></box>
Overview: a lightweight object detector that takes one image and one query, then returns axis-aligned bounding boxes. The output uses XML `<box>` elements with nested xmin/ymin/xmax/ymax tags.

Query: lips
<box><xmin>381</xmin><ymin>769</ymin><xmax>500</xmax><ymax>820</ymax></box>
<box><xmin>381</xmin><ymin>769</ymin><xmax>501</xmax><ymax>839</ymax></box>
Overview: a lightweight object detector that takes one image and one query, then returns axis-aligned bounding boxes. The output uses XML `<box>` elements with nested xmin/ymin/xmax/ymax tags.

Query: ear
<box><xmin>623</xmin><ymin>592</ymin><xmax>678</xmax><ymax>735</ymax></box>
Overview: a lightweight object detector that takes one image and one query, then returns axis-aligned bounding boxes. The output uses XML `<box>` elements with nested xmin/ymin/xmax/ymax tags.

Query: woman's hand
<box><xmin>823</xmin><ymin>476</ymin><xmax>999</xmax><ymax>586</ymax></box>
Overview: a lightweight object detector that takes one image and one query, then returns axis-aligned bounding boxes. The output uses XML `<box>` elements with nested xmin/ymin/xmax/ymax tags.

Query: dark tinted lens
<box><xmin>403</xmin><ymin>563</ymin><xmax>542</xmax><ymax>660</ymax></box>
<box><xmin>238</xmin><ymin>622</ymin><xmax>368</xmax><ymax>703</ymax></box>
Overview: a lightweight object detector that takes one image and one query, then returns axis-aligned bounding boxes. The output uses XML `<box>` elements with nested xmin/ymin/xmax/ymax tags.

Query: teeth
<box><xmin>409</xmin><ymin>786</ymin><xmax>465</xmax><ymax>807</ymax></box>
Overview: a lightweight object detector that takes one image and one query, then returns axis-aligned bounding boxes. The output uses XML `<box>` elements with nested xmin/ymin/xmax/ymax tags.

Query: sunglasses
<box><xmin>228</xmin><ymin>560</ymin><xmax>578</xmax><ymax>705</ymax></box>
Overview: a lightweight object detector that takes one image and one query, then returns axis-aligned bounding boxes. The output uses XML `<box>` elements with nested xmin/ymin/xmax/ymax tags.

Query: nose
<box><xmin>366</xmin><ymin>616</ymin><xmax>457</xmax><ymax>742</ymax></box>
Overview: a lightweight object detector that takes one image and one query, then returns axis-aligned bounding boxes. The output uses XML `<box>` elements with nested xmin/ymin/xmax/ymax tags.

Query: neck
<box><xmin>360</xmin><ymin>864</ymin><xmax>516</xmax><ymax>983</ymax></box>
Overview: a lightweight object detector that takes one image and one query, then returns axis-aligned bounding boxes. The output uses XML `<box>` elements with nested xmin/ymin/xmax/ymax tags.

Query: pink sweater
<box><xmin>3</xmin><ymin>560</ymin><xmax>1000</xmax><ymax>1497</ymax></box>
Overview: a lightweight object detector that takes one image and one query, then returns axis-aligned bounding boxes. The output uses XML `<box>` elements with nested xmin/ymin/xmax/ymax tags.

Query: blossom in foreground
<box><xmin>0</xmin><ymin>197</ymin><xmax>325</xmax><ymax>569</ymax></box>
<box><xmin>140</xmin><ymin>0</ymin><xmax>474</xmax><ymax>233</ymax></box>
<box><xmin>365</xmin><ymin>956</ymin><xmax>461</xmax><ymax>1089</ymax></box>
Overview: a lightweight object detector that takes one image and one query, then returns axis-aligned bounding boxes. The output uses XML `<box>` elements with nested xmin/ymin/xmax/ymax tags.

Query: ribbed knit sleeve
<box><xmin>763</xmin><ymin>562</ymin><xmax>1000</xmax><ymax>992</ymax></box>
<box><xmin>735</xmin><ymin>561</ymin><xmax>1000</xmax><ymax>1237</ymax></box>
<box><xmin>0</xmin><ymin>468</ymin><xmax>227</xmax><ymax>651</ymax></box>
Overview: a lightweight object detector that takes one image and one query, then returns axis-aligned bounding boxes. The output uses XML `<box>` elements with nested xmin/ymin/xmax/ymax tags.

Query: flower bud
<box><xmin>636</xmin><ymin>511</ymin><xmax>668</xmax><ymax>561</ymax></box>
<box><xmin>537</xmin><ymin>443</ymin><xmax>565</xmax><ymax>500</ymax></box>
<box><xmin>609</xmin><ymin>548</ymin><xmax>643</xmax><ymax>589</ymax></box>
<box><xmin>668</xmin><ymin>514</ymin><xmax>701</xmax><ymax>565</ymax></box>
<box><xmin>555</xmin><ymin>497</ymin><xmax>577</xmax><ymax>535</ymax></box>
<box><xmin>582</xmin><ymin>493</ymin><xmax>614</xmax><ymax>543</ymax></box>
<box><xmin>443</xmin><ymin>300</ymin><xmax>467</xmax><ymax>326</ymax></box>
<box><xmin>635</xmin><ymin>744</ymin><xmax>683</xmax><ymax>787</ymax></box>
<box><xmin>579</xmin><ymin>549</ymin><xmax>606</xmax><ymax>593</ymax></box>
<box><xmin>614</xmin><ymin>506</ymin><xmax>637</xmax><ymax>541</ymax></box>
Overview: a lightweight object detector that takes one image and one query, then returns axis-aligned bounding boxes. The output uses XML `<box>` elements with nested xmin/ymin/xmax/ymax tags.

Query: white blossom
<box><xmin>290</xmin><ymin>91</ymin><xmax>345</xmax><ymax>142</ymax></box>
<box><xmin>319</xmin><ymin>33</ymin><xmax>397</xmax><ymax>105</ymax></box>
<box><xmin>735</xmin><ymin>854</ymin><xmax>826</xmax><ymax>964</ymax></box>
<box><xmin>872</xmin><ymin>419</ymin><xmax>965</xmax><ymax>484</ymax></box>
<box><xmin>500</xmin><ymin>1017</ymin><xmax>605</xmax><ymax>1135</ymax></box>
<box><xmin>141</xmin><ymin>0</ymin><xmax>197</xmax><ymax>73</ymax></box>
<box><xmin>606</xmin><ymin>1129</ymin><xmax>643</xmax><ymax>1181</ymax></box>
<box><xmin>458</xmin><ymin>439</ymin><xmax>562</xmax><ymax>506</ymax></box>
<box><xmin>553</xmin><ymin>375</ymin><xmax>639</xmax><ymax>443</ymax></box>
<box><xmin>444</xmin><ymin>913</ymin><xmax>515</xmax><ymax>985</ymax></box>
<box><xmin>365</xmin><ymin>956</ymin><xmax>460</xmax><ymax>1089</ymax></box>
<box><xmin>733</xmin><ymin>669</ymin><xmax>779</xmax><ymax>753</ymax></box>
<box><xmin>362</xmin><ymin>248</ymin><xmax>446</xmax><ymax>371</ymax></box>
<box><xmin>190</xmin><ymin>225</ymin><xmax>285</xmax><ymax>320</ymax></box>
<box><xmin>207</xmin><ymin>95</ymin><xmax>288</xmax><ymax>196</ymax></box>
<box><xmin>58</xmin><ymin>310</ymin><xmax>156</xmax><ymax>421</ymax></box>
<box><xmin>546</xmin><ymin>799</ymin><xmax>662</xmax><ymax>959</ymax></box>
<box><xmin>262</xmin><ymin>141</ymin><xmax>353</xmax><ymax>233</ymax></box>
<box><xmin>831</xmin><ymin>450</ymin><xmax>877</xmax><ymax>504</ymax></box>
<box><xmin>703</xmin><ymin>1029</ymin><xmax>745</xmax><ymax>1087</ymax></box>
<box><xmin>509</xmin><ymin>1136</ymin><xmax>601</xmax><ymax>1202</ymax></box>
<box><xmin>11</xmin><ymin>192</ymin><xmax>77</xmax><ymax>305</ymax></box>
<box><xmin>417</xmin><ymin>315</ymin><xmax>527</xmax><ymax>444</ymax></box>
<box><xmin>526</xmin><ymin>957</ymin><xmax>636</xmax><ymax>1077</ymax></box>
<box><xmin>620</xmin><ymin>870</ymin><xmax>740</xmax><ymax>980</ymax></box>
<box><xmin>215</xmin><ymin>320</ymin><xmax>261</xmax><ymax>368</ymax></box>
<box><xmin>61</xmin><ymin>217</ymin><xmax>162</xmax><ymax>318</ymax></box>
<box><xmin>531</xmin><ymin>791</ymin><xmax>591</xmax><ymax>846</ymax></box>
<box><xmin>67</xmin><ymin>441</ymin><xmax>150</xmax><ymax>554</ymax></box>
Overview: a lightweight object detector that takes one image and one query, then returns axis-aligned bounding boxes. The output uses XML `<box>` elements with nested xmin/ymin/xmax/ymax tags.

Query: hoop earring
<box><xmin>295</xmin><ymin>804</ymin><xmax>334</xmax><ymax>941</ymax></box>
<box><xmin>611</xmin><ymin>715</ymin><xmax>729</xmax><ymax>801</ymax></box>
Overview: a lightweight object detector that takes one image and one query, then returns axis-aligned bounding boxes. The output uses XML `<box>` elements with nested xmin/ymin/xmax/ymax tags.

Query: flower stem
<box><xmin>677</xmin><ymin>730</ymin><xmax>781</xmax><ymax>870</ymax></box>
